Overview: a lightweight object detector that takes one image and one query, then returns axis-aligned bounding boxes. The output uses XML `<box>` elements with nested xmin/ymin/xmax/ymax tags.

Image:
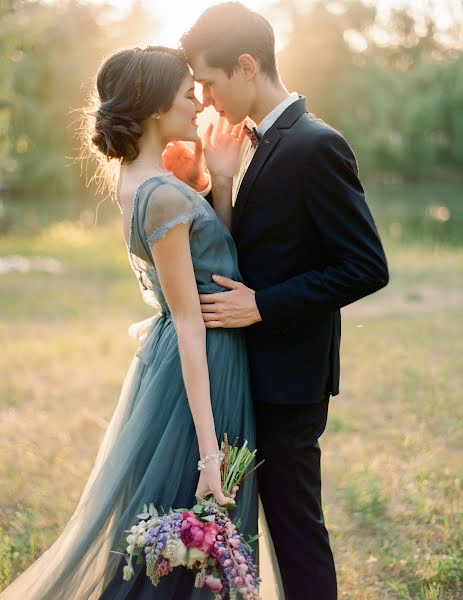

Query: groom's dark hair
<box><xmin>180</xmin><ymin>2</ymin><xmax>278</xmax><ymax>81</ymax></box>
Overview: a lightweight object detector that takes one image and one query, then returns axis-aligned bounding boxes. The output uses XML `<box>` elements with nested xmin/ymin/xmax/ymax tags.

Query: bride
<box><xmin>0</xmin><ymin>45</ymin><xmax>257</xmax><ymax>599</ymax></box>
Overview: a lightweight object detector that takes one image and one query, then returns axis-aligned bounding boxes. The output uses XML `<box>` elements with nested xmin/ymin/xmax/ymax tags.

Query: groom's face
<box><xmin>189</xmin><ymin>53</ymin><xmax>250</xmax><ymax>124</ymax></box>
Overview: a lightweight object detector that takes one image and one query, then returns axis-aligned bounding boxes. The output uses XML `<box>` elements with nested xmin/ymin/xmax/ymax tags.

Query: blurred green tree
<box><xmin>1</xmin><ymin>0</ymin><xmax>462</xmax><ymax>204</ymax></box>
<box><xmin>274</xmin><ymin>0</ymin><xmax>463</xmax><ymax>179</ymax></box>
<box><xmin>3</xmin><ymin>0</ymin><xmax>160</xmax><ymax>199</ymax></box>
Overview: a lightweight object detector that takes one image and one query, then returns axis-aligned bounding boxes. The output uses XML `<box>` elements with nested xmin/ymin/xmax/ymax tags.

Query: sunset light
<box><xmin>89</xmin><ymin>0</ymin><xmax>463</xmax><ymax>50</ymax></box>
<box><xmin>1</xmin><ymin>1</ymin><xmax>463</xmax><ymax>598</ymax></box>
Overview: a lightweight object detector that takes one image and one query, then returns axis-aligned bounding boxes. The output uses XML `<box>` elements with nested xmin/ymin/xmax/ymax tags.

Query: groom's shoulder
<box><xmin>291</xmin><ymin>113</ymin><xmax>346</xmax><ymax>144</ymax></box>
<box><xmin>290</xmin><ymin>112</ymin><xmax>351</xmax><ymax>153</ymax></box>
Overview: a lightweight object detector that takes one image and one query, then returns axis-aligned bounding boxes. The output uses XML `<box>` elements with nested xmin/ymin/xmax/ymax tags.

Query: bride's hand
<box><xmin>202</xmin><ymin>117</ymin><xmax>247</xmax><ymax>179</ymax></box>
<box><xmin>162</xmin><ymin>139</ymin><xmax>209</xmax><ymax>192</ymax></box>
<box><xmin>195</xmin><ymin>462</ymin><xmax>239</xmax><ymax>507</ymax></box>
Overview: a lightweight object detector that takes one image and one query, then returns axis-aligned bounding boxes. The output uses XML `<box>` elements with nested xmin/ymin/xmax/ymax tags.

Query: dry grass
<box><xmin>324</xmin><ymin>245</ymin><xmax>463</xmax><ymax>599</ymax></box>
<box><xmin>1</xmin><ymin>217</ymin><xmax>462</xmax><ymax>598</ymax></box>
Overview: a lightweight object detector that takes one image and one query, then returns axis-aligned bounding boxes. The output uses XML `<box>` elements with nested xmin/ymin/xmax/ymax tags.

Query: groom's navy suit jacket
<box><xmin>216</xmin><ymin>97</ymin><xmax>388</xmax><ymax>405</ymax></box>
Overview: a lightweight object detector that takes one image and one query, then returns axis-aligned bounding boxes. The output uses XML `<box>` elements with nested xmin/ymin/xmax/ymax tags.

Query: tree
<box><xmin>272</xmin><ymin>0</ymin><xmax>463</xmax><ymax>178</ymax></box>
<box><xmin>3</xmin><ymin>0</ymin><xmax>160</xmax><ymax>198</ymax></box>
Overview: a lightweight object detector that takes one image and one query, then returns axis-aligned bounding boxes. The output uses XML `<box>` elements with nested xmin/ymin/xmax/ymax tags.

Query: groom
<box><xmin>179</xmin><ymin>3</ymin><xmax>389</xmax><ymax>598</ymax></box>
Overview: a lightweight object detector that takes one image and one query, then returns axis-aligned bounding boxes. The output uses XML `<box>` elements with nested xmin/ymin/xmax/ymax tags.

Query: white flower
<box><xmin>170</xmin><ymin>539</ymin><xmax>187</xmax><ymax>567</ymax></box>
<box><xmin>123</xmin><ymin>565</ymin><xmax>134</xmax><ymax>580</ymax></box>
<box><xmin>185</xmin><ymin>547</ymin><xmax>208</xmax><ymax>568</ymax></box>
<box><xmin>161</xmin><ymin>539</ymin><xmax>187</xmax><ymax>567</ymax></box>
<box><xmin>161</xmin><ymin>539</ymin><xmax>208</xmax><ymax>568</ymax></box>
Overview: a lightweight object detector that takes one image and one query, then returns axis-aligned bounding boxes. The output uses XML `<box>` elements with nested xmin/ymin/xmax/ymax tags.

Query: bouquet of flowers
<box><xmin>117</xmin><ymin>435</ymin><xmax>263</xmax><ymax>599</ymax></box>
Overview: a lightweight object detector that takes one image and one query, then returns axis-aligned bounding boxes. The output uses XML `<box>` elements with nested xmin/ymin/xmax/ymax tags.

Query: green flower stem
<box><xmin>219</xmin><ymin>436</ymin><xmax>262</xmax><ymax>495</ymax></box>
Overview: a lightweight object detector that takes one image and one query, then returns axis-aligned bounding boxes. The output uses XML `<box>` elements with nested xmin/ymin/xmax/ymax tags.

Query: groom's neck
<box><xmin>249</xmin><ymin>77</ymin><xmax>291</xmax><ymax>125</ymax></box>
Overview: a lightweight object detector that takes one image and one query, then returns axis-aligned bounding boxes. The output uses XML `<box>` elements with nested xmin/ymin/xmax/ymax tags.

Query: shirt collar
<box><xmin>255</xmin><ymin>92</ymin><xmax>300</xmax><ymax>139</ymax></box>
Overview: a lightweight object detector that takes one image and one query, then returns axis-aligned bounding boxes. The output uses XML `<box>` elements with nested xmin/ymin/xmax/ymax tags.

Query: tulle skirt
<box><xmin>0</xmin><ymin>314</ymin><xmax>258</xmax><ymax>599</ymax></box>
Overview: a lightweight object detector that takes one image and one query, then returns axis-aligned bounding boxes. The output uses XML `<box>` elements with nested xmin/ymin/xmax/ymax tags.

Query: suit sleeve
<box><xmin>254</xmin><ymin>132</ymin><xmax>389</xmax><ymax>328</ymax></box>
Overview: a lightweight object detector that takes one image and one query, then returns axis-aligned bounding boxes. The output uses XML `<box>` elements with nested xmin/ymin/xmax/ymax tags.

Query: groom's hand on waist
<box><xmin>199</xmin><ymin>275</ymin><xmax>262</xmax><ymax>328</ymax></box>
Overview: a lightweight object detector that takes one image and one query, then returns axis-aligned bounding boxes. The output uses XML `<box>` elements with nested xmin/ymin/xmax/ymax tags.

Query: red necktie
<box><xmin>243</xmin><ymin>124</ymin><xmax>260</xmax><ymax>149</ymax></box>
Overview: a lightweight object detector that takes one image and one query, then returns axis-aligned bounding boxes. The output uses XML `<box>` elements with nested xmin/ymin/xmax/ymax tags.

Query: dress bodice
<box><xmin>127</xmin><ymin>174</ymin><xmax>241</xmax><ymax>314</ymax></box>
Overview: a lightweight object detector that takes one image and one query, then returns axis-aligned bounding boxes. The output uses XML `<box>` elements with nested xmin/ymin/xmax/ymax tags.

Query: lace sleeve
<box><xmin>143</xmin><ymin>181</ymin><xmax>207</xmax><ymax>246</ymax></box>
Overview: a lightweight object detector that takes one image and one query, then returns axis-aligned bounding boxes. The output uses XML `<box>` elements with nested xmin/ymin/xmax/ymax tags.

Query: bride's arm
<box><xmin>150</xmin><ymin>223</ymin><xmax>234</xmax><ymax>506</ymax></box>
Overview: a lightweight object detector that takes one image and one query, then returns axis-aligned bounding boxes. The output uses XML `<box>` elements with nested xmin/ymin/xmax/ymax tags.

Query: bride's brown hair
<box><xmin>80</xmin><ymin>46</ymin><xmax>189</xmax><ymax>195</ymax></box>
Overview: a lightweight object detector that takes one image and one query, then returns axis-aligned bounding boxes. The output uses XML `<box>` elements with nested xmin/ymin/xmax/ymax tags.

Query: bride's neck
<box><xmin>127</xmin><ymin>126</ymin><xmax>164</xmax><ymax>168</ymax></box>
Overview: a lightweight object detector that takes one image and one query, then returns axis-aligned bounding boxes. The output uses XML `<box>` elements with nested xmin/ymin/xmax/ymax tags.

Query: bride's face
<box><xmin>158</xmin><ymin>75</ymin><xmax>204</xmax><ymax>144</ymax></box>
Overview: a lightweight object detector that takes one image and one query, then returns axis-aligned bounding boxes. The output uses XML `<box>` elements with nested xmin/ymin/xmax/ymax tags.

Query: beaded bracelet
<box><xmin>197</xmin><ymin>451</ymin><xmax>225</xmax><ymax>471</ymax></box>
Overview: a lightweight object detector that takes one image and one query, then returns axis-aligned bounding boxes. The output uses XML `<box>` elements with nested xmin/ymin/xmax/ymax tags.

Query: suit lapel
<box><xmin>231</xmin><ymin>96</ymin><xmax>309</xmax><ymax>234</ymax></box>
<box><xmin>232</xmin><ymin>127</ymin><xmax>281</xmax><ymax>233</ymax></box>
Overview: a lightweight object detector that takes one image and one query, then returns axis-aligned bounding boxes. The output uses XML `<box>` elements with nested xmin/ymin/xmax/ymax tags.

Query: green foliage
<box><xmin>0</xmin><ymin>510</ymin><xmax>39</xmax><ymax>589</ymax></box>
<box><xmin>0</xmin><ymin>0</ymin><xmax>160</xmax><ymax>198</ymax></box>
<box><xmin>343</xmin><ymin>470</ymin><xmax>388</xmax><ymax>527</ymax></box>
<box><xmin>366</xmin><ymin>181</ymin><xmax>463</xmax><ymax>247</ymax></box>
<box><xmin>0</xmin><ymin>0</ymin><xmax>462</xmax><ymax>206</ymax></box>
<box><xmin>276</xmin><ymin>0</ymin><xmax>463</xmax><ymax>179</ymax></box>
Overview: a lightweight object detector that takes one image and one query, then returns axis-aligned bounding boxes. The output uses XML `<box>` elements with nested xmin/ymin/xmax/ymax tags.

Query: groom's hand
<box><xmin>199</xmin><ymin>275</ymin><xmax>262</xmax><ymax>328</ymax></box>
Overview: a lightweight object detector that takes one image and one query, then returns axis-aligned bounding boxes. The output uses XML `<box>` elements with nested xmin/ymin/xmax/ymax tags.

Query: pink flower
<box><xmin>212</xmin><ymin>544</ymin><xmax>227</xmax><ymax>559</ymax></box>
<box><xmin>201</xmin><ymin>522</ymin><xmax>220</xmax><ymax>554</ymax></box>
<box><xmin>205</xmin><ymin>575</ymin><xmax>223</xmax><ymax>592</ymax></box>
<box><xmin>180</xmin><ymin>512</ymin><xmax>219</xmax><ymax>554</ymax></box>
<box><xmin>229</xmin><ymin>536</ymin><xmax>241</xmax><ymax>548</ymax></box>
<box><xmin>180</xmin><ymin>512</ymin><xmax>204</xmax><ymax>548</ymax></box>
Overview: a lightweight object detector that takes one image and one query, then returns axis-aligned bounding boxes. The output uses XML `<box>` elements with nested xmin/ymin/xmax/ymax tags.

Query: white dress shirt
<box><xmin>233</xmin><ymin>92</ymin><xmax>300</xmax><ymax>204</ymax></box>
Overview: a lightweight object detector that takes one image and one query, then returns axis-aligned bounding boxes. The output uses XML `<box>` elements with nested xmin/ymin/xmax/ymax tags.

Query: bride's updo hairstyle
<box><xmin>90</xmin><ymin>46</ymin><xmax>189</xmax><ymax>162</ymax></box>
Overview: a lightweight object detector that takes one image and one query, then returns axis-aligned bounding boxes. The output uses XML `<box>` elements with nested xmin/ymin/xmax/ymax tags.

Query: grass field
<box><xmin>0</xmin><ymin>182</ymin><xmax>462</xmax><ymax>598</ymax></box>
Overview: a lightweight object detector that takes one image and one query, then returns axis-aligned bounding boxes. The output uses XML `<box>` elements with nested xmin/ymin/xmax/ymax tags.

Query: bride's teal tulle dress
<box><xmin>0</xmin><ymin>174</ymin><xmax>258</xmax><ymax>600</ymax></box>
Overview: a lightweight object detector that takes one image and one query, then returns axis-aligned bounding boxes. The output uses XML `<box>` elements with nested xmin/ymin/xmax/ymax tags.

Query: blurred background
<box><xmin>0</xmin><ymin>1</ymin><xmax>462</xmax><ymax>598</ymax></box>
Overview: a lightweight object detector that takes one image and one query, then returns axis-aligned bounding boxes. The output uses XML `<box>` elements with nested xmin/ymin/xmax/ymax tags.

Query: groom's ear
<box><xmin>237</xmin><ymin>54</ymin><xmax>257</xmax><ymax>81</ymax></box>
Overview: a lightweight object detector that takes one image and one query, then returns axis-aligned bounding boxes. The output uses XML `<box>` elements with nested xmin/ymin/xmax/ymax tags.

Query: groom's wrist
<box><xmin>210</xmin><ymin>173</ymin><xmax>233</xmax><ymax>190</ymax></box>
